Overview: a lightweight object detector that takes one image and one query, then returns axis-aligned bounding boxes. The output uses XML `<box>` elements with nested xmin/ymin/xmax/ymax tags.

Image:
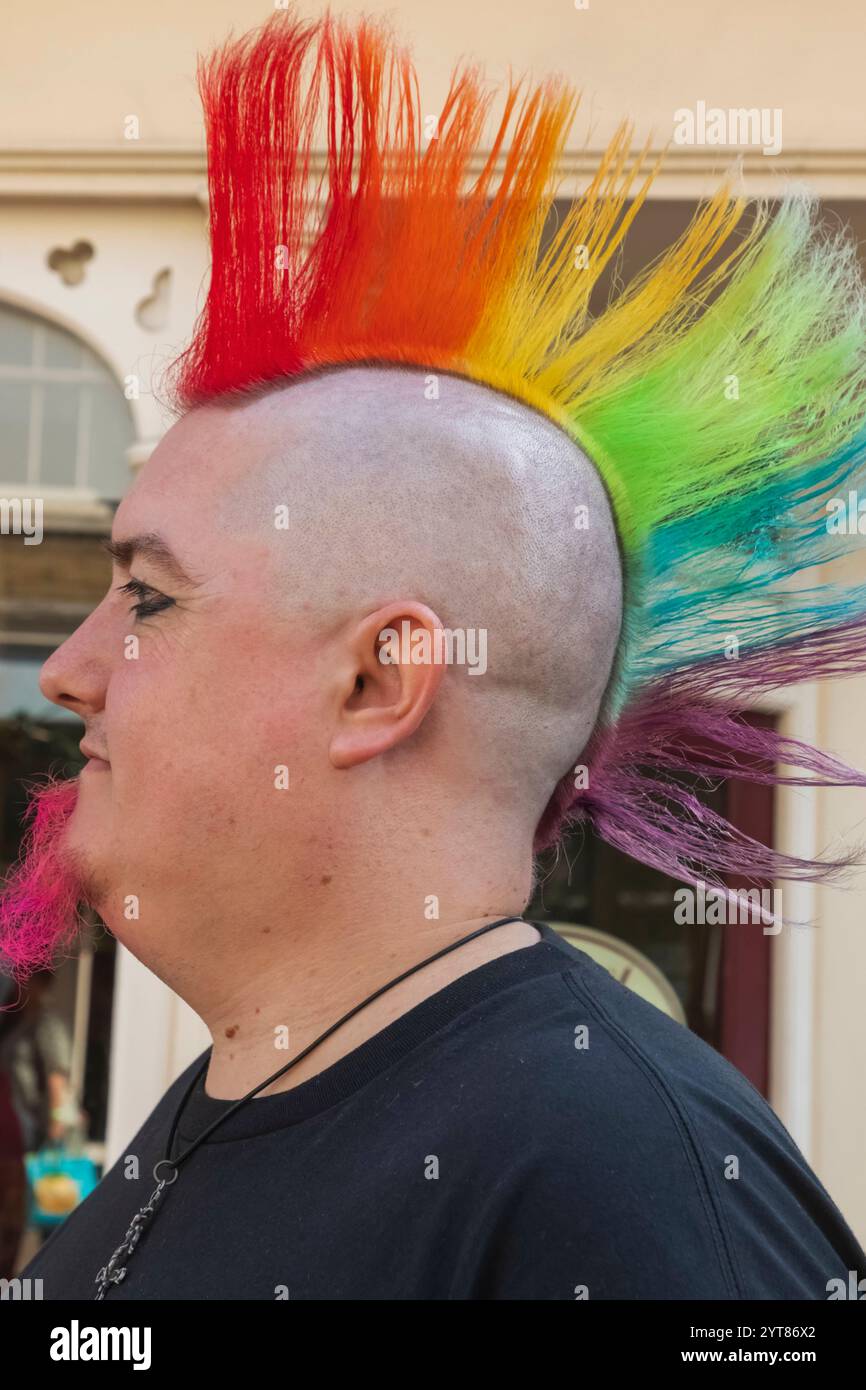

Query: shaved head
<box><xmin>18</xmin><ymin>362</ymin><xmax>622</xmax><ymax>1019</ymax></box>
<box><xmin>212</xmin><ymin>365</ymin><xmax>623</xmax><ymax>825</ymax></box>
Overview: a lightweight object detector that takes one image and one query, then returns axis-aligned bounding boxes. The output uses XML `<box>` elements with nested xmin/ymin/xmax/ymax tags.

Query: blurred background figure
<box><xmin>0</xmin><ymin>968</ymin><xmax>87</xmax><ymax>1269</ymax></box>
<box><xmin>0</xmin><ymin>1059</ymin><xmax>26</xmax><ymax>1279</ymax></box>
<box><xmin>0</xmin><ymin>970</ymin><xmax>78</xmax><ymax>1156</ymax></box>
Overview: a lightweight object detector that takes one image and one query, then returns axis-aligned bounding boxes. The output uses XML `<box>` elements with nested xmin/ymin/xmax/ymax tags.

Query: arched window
<box><xmin>0</xmin><ymin>302</ymin><xmax>134</xmax><ymax>500</ymax></box>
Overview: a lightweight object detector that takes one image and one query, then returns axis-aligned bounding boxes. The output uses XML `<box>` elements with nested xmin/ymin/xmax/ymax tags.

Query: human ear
<box><xmin>328</xmin><ymin>601</ymin><xmax>447</xmax><ymax>770</ymax></box>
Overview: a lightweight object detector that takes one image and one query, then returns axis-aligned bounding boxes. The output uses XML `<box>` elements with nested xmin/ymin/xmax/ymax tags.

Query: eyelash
<box><xmin>115</xmin><ymin>577</ymin><xmax>175</xmax><ymax>621</ymax></box>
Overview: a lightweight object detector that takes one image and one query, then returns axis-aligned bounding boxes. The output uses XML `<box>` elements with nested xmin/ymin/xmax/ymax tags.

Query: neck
<box><xmin>103</xmin><ymin>813</ymin><xmax>539</xmax><ymax>1100</ymax></box>
<box><xmin>201</xmin><ymin>909</ymin><xmax>538</xmax><ymax>1101</ymax></box>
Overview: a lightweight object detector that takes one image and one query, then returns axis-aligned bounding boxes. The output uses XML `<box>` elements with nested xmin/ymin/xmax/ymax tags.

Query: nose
<box><xmin>38</xmin><ymin>604</ymin><xmax>112</xmax><ymax>720</ymax></box>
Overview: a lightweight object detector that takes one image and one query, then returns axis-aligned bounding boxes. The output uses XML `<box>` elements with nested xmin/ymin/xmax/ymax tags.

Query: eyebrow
<box><xmin>101</xmin><ymin>532</ymin><xmax>201</xmax><ymax>588</ymax></box>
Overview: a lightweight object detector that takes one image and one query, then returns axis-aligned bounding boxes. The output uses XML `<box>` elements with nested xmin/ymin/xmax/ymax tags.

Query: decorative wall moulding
<box><xmin>0</xmin><ymin>148</ymin><xmax>208</xmax><ymax>203</ymax></box>
<box><xmin>1</xmin><ymin>146</ymin><xmax>866</xmax><ymax>202</ymax></box>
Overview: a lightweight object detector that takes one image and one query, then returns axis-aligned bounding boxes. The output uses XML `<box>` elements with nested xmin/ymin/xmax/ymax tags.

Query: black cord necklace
<box><xmin>93</xmin><ymin>915</ymin><xmax>528</xmax><ymax>1299</ymax></box>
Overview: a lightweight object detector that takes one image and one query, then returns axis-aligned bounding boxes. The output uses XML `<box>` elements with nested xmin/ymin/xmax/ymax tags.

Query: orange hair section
<box><xmin>169</xmin><ymin>5</ymin><xmax>665</xmax><ymax>422</ymax></box>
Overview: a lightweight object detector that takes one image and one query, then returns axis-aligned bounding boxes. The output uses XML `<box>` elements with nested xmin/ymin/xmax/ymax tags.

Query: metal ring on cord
<box><xmin>153</xmin><ymin>1159</ymin><xmax>179</xmax><ymax>1184</ymax></box>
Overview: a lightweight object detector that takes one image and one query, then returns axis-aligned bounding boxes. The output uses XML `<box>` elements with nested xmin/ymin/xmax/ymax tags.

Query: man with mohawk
<box><xmin>7</xmin><ymin>7</ymin><xmax>866</xmax><ymax>1298</ymax></box>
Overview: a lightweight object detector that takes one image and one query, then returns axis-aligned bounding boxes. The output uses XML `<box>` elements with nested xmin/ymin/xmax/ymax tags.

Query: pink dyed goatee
<box><xmin>0</xmin><ymin>777</ymin><xmax>86</xmax><ymax>985</ymax></box>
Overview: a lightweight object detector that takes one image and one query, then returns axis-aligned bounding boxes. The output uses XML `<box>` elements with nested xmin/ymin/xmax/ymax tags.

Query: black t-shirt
<box><xmin>23</xmin><ymin>922</ymin><xmax>866</xmax><ymax>1299</ymax></box>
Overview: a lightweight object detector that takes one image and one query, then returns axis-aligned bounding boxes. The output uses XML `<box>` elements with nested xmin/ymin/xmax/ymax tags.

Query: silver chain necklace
<box><xmin>94</xmin><ymin>916</ymin><xmax>526</xmax><ymax>1298</ymax></box>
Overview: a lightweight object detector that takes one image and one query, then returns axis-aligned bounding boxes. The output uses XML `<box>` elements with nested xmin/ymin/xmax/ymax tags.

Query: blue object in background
<box><xmin>25</xmin><ymin>1147</ymin><xmax>100</xmax><ymax>1229</ymax></box>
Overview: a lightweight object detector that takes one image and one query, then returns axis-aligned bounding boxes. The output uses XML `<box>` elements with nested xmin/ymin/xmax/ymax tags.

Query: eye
<box><xmin>115</xmin><ymin>577</ymin><xmax>175</xmax><ymax>621</ymax></box>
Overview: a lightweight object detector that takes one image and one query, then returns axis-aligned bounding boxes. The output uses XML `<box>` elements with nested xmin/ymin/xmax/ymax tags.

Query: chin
<box><xmin>66</xmin><ymin>793</ymin><xmax>104</xmax><ymax>844</ymax></box>
<box><xmin>64</xmin><ymin>811</ymin><xmax>113</xmax><ymax>892</ymax></box>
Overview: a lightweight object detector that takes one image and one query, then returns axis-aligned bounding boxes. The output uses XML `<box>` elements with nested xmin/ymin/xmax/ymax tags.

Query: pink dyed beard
<box><xmin>0</xmin><ymin>776</ymin><xmax>95</xmax><ymax>988</ymax></box>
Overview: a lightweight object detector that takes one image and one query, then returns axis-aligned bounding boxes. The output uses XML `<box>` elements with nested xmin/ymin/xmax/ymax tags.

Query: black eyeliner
<box><xmin>115</xmin><ymin>578</ymin><xmax>176</xmax><ymax>620</ymax></box>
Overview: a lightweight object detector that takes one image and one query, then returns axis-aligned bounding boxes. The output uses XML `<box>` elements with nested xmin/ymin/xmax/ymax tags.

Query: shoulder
<box><xmin>453</xmin><ymin>943</ymin><xmax>758</xmax><ymax>1152</ymax></box>
<box><xmin>446</xmin><ymin>947</ymin><xmax>864</xmax><ymax>1298</ymax></box>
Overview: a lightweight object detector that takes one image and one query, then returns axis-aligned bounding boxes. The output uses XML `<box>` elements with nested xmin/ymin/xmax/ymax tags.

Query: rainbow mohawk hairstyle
<box><xmin>170</xmin><ymin>6</ymin><xmax>866</xmax><ymax>898</ymax></box>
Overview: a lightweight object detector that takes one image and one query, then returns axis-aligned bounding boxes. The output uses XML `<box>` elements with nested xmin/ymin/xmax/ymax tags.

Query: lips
<box><xmin>80</xmin><ymin>741</ymin><xmax>110</xmax><ymax>766</ymax></box>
